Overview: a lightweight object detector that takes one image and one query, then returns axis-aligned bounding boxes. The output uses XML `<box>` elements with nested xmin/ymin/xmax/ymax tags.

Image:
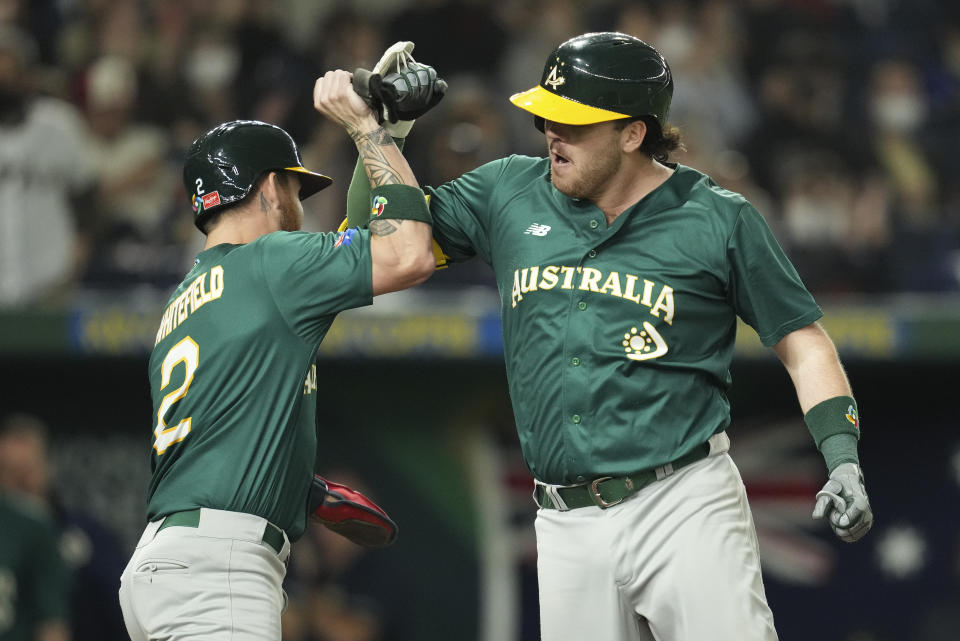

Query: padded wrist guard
<box><xmin>818</xmin><ymin>433</ymin><xmax>859</xmax><ymax>473</ymax></box>
<box><xmin>309</xmin><ymin>475</ymin><xmax>398</xmax><ymax>548</ymax></box>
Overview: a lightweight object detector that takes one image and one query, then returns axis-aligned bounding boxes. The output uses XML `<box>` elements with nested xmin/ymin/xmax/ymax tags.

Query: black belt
<box><xmin>534</xmin><ymin>441</ymin><xmax>712</xmax><ymax>510</ymax></box>
<box><xmin>157</xmin><ymin>509</ymin><xmax>286</xmax><ymax>554</ymax></box>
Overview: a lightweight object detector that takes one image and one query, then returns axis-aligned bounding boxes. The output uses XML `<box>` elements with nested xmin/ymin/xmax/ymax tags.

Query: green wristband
<box><xmin>369</xmin><ymin>184</ymin><xmax>432</xmax><ymax>225</ymax></box>
<box><xmin>804</xmin><ymin>395</ymin><xmax>860</xmax><ymax>448</ymax></box>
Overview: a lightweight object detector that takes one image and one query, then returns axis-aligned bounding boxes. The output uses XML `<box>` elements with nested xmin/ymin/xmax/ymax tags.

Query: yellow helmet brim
<box><xmin>509</xmin><ymin>85</ymin><xmax>630</xmax><ymax>126</ymax></box>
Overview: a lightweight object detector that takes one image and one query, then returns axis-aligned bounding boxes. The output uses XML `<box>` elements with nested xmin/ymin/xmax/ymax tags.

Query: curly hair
<box><xmin>616</xmin><ymin>117</ymin><xmax>684</xmax><ymax>163</ymax></box>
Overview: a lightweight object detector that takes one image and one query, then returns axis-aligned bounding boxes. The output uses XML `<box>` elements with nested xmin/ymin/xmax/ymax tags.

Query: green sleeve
<box><xmin>349</xmin><ymin>150</ymin><xmax>521</xmax><ymax>266</ymax></box>
<box><xmin>424</xmin><ymin>157</ymin><xmax>514</xmax><ymax>265</ymax></box>
<box><xmin>260</xmin><ymin>230</ymin><xmax>374</xmax><ymax>345</ymax></box>
<box><xmin>726</xmin><ymin>203</ymin><xmax>823</xmax><ymax>346</ymax></box>
<box><xmin>346</xmin><ymin>154</ymin><xmax>372</xmax><ymax>229</ymax></box>
<box><xmin>346</xmin><ymin>138</ymin><xmax>406</xmax><ymax>229</ymax></box>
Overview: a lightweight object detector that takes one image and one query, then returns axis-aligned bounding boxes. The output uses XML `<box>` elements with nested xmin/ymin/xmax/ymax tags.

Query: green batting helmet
<box><xmin>183</xmin><ymin>120</ymin><xmax>332</xmax><ymax>230</ymax></box>
<box><xmin>509</xmin><ymin>32</ymin><xmax>673</xmax><ymax>129</ymax></box>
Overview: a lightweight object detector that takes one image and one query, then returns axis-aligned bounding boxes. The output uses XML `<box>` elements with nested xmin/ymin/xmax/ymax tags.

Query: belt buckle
<box><xmin>589</xmin><ymin>476</ymin><xmax>623</xmax><ymax>508</ymax></box>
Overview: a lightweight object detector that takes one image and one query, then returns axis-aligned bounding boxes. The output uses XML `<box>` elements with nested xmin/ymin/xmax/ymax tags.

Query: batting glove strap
<box><xmin>812</xmin><ymin>462</ymin><xmax>874</xmax><ymax>543</ymax></box>
<box><xmin>819</xmin><ymin>433</ymin><xmax>859</xmax><ymax>474</ymax></box>
<box><xmin>309</xmin><ymin>475</ymin><xmax>398</xmax><ymax>548</ymax></box>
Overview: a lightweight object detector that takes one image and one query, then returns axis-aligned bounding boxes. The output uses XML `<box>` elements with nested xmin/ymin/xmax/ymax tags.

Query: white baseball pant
<box><xmin>119</xmin><ymin>507</ymin><xmax>291</xmax><ymax>641</ymax></box>
<box><xmin>535</xmin><ymin>433</ymin><xmax>778</xmax><ymax>641</ymax></box>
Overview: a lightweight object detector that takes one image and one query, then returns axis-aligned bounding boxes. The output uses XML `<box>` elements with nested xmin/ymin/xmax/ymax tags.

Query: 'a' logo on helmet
<box><xmin>544</xmin><ymin>63</ymin><xmax>565</xmax><ymax>89</ymax></box>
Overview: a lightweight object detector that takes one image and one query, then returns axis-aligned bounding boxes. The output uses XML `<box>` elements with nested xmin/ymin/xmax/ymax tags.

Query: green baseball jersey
<box><xmin>146</xmin><ymin>228</ymin><xmax>372</xmax><ymax>541</ymax></box>
<box><xmin>0</xmin><ymin>494</ymin><xmax>70</xmax><ymax>641</ymax></box>
<box><xmin>426</xmin><ymin>158</ymin><xmax>822</xmax><ymax>484</ymax></box>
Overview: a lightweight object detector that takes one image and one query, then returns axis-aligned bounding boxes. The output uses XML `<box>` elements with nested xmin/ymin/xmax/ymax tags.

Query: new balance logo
<box><xmin>524</xmin><ymin>223</ymin><xmax>552</xmax><ymax>237</ymax></box>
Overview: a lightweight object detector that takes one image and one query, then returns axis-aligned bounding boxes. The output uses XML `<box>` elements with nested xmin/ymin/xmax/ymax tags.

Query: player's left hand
<box><xmin>812</xmin><ymin>462</ymin><xmax>873</xmax><ymax>542</ymax></box>
<box><xmin>309</xmin><ymin>475</ymin><xmax>398</xmax><ymax>548</ymax></box>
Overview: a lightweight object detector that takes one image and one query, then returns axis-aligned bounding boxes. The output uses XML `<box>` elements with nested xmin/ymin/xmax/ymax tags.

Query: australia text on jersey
<box><xmin>155</xmin><ymin>265</ymin><xmax>225</xmax><ymax>345</ymax></box>
<box><xmin>510</xmin><ymin>264</ymin><xmax>675</xmax><ymax>325</ymax></box>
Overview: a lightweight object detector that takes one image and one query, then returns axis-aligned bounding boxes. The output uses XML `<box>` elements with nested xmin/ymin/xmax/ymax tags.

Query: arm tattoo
<box><xmin>369</xmin><ymin>218</ymin><xmax>400</xmax><ymax>237</ymax></box>
<box><xmin>352</xmin><ymin>126</ymin><xmax>393</xmax><ymax>146</ymax></box>
<box><xmin>347</xmin><ymin>125</ymin><xmax>403</xmax><ymax>187</ymax></box>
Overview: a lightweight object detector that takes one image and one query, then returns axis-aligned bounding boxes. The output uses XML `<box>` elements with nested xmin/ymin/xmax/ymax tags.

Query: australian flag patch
<box><xmin>334</xmin><ymin>228</ymin><xmax>358</xmax><ymax>247</ymax></box>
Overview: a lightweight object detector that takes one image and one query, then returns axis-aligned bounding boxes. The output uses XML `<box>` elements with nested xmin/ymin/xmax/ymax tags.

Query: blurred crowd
<box><xmin>0</xmin><ymin>0</ymin><xmax>958</xmax><ymax>307</ymax></box>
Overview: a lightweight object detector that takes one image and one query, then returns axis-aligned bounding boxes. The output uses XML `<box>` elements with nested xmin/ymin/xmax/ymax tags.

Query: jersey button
<box><xmin>588</xmin><ymin>249</ymin><xmax>597</xmax><ymax>258</ymax></box>
<box><xmin>589</xmin><ymin>219</ymin><xmax>600</xmax><ymax>229</ymax></box>
<box><xmin>571</xmin><ymin>356</ymin><xmax>581</xmax><ymax>366</ymax></box>
<box><xmin>571</xmin><ymin>414</ymin><xmax>582</xmax><ymax>424</ymax></box>
<box><xmin>577</xmin><ymin>301</ymin><xmax>587</xmax><ymax>311</ymax></box>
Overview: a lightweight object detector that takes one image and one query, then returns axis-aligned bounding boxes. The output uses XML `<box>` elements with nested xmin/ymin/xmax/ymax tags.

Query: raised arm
<box><xmin>344</xmin><ymin>41</ymin><xmax>445</xmax><ymax>235</ymax></box>
<box><xmin>313</xmin><ymin>70</ymin><xmax>434</xmax><ymax>295</ymax></box>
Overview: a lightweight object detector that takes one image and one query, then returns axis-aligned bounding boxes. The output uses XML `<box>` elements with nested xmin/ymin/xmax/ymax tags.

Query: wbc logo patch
<box><xmin>845</xmin><ymin>405</ymin><xmax>859</xmax><ymax>429</ymax></box>
<box><xmin>370</xmin><ymin>196</ymin><xmax>388</xmax><ymax>218</ymax></box>
<box><xmin>334</xmin><ymin>228</ymin><xmax>357</xmax><ymax>247</ymax></box>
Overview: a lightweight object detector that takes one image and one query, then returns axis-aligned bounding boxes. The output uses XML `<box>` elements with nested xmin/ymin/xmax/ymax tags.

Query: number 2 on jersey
<box><xmin>154</xmin><ymin>337</ymin><xmax>199</xmax><ymax>454</ymax></box>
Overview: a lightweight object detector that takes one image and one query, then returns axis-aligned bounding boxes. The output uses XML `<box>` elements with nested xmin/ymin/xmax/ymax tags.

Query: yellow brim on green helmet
<box><xmin>509</xmin><ymin>32</ymin><xmax>673</xmax><ymax>130</ymax></box>
<box><xmin>509</xmin><ymin>85</ymin><xmax>630</xmax><ymax>125</ymax></box>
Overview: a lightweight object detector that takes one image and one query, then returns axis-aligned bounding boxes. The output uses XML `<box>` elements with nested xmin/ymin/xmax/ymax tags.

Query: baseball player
<box><xmin>118</xmin><ymin>70</ymin><xmax>437</xmax><ymax>641</ymax></box>
<box><xmin>346</xmin><ymin>34</ymin><xmax>873</xmax><ymax>640</ymax></box>
<box><xmin>0</xmin><ymin>492</ymin><xmax>71</xmax><ymax>641</ymax></box>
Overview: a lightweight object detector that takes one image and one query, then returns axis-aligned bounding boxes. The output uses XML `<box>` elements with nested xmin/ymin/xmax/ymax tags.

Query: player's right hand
<box><xmin>812</xmin><ymin>462</ymin><xmax>873</xmax><ymax>542</ymax></box>
<box><xmin>313</xmin><ymin>69</ymin><xmax>380</xmax><ymax>135</ymax></box>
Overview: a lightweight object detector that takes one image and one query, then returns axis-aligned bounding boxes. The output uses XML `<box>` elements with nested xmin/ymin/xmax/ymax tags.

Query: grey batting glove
<box><xmin>373</xmin><ymin>41</ymin><xmax>417</xmax><ymax>138</ymax></box>
<box><xmin>812</xmin><ymin>462</ymin><xmax>874</xmax><ymax>542</ymax></box>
